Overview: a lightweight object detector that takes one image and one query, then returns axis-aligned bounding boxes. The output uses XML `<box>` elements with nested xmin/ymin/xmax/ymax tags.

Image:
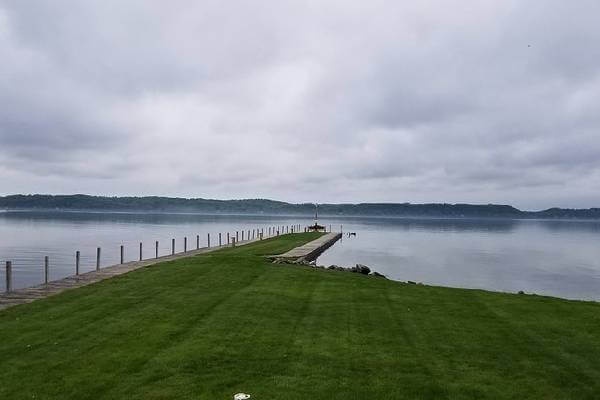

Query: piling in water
<box><xmin>76</xmin><ymin>251</ymin><xmax>80</xmax><ymax>275</ymax></box>
<box><xmin>5</xmin><ymin>261</ymin><xmax>12</xmax><ymax>293</ymax></box>
<box><xmin>96</xmin><ymin>247</ymin><xmax>101</xmax><ymax>270</ymax></box>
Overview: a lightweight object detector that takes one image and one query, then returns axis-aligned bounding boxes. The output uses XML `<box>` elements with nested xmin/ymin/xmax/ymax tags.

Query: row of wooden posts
<box><xmin>3</xmin><ymin>223</ymin><xmax>320</xmax><ymax>293</ymax></box>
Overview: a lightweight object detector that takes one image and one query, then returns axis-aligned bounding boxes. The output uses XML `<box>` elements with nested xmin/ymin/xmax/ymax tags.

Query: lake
<box><xmin>318</xmin><ymin>217</ymin><xmax>600</xmax><ymax>301</ymax></box>
<box><xmin>1</xmin><ymin>211</ymin><xmax>599</xmax><ymax>301</ymax></box>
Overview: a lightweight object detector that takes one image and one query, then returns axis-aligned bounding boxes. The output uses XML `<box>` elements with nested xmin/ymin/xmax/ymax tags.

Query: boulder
<box><xmin>371</xmin><ymin>271</ymin><xmax>387</xmax><ymax>279</ymax></box>
<box><xmin>355</xmin><ymin>264</ymin><xmax>371</xmax><ymax>275</ymax></box>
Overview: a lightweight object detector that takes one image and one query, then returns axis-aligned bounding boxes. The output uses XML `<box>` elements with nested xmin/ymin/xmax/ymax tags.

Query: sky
<box><xmin>1</xmin><ymin>1</ymin><xmax>599</xmax><ymax>210</ymax></box>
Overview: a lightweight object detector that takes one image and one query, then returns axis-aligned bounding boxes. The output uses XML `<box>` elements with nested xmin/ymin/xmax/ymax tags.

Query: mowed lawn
<box><xmin>1</xmin><ymin>233</ymin><xmax>600</xmax><ymax>399</ymax></box>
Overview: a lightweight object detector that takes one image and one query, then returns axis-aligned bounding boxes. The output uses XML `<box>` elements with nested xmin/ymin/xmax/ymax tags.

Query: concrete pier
<box><xmin>273</xmin><ymin>232</ymin><xmax>341</xmax><ymax>262</ymax></box>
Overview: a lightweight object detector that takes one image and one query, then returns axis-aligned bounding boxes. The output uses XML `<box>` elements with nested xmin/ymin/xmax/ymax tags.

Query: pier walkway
<box><xmin>274</xmin><ymin>232</ymin><xmax>342</xmax><ymax>262</ymax></box>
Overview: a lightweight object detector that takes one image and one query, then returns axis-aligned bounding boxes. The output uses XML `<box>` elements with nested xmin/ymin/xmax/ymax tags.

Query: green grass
<box><xmin>1</xmin><ymin>232</ymin><xmax>600</xmax><ymax>399</ymax></box>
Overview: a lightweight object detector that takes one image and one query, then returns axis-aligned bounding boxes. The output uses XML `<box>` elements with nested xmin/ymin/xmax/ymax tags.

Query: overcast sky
<box><xmin>1</xmin><ymin>1</ymin><xmax>599</xmax><ymax>210</ymax></box>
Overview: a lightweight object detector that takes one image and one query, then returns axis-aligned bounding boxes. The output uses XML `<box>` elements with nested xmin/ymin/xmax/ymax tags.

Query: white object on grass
<box><xmin>234</xmin><ymin>393</ymin><xmax>251</xmax><ymax>400</ymax></box>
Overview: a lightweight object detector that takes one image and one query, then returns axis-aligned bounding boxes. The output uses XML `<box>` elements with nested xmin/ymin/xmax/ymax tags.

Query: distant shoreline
<box><xmin>2</xmin><ymin>207</ymin><xmax>600</xmax><ymax>222</ymax></box>
<box><xmin>1</xmin><ymin>194</ymin><xmax>599</xmax><ymax>219</ymax></box>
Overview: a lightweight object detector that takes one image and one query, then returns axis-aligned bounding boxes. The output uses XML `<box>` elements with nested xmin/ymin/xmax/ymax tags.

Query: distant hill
<box><xmin>1</xmin><ymin>194</ymin><xmax>599</xmax><ymax>219</ymax></box>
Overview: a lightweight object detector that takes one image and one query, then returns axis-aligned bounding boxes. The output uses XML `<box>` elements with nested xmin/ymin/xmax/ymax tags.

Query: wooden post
<box><xmin>242</xmin><ymin>230</ymin><xmax>244</xmax><ymax>241</ymax></box>
<box><xmin>197</xmin><ymin>235</ymin><xmax>200</xmax><ymax>250</ymax></box>
<box><xmin>260</xmin><ymin>233</ymin><xmax>263</xmax><ymax>240</ymax></box>
<box><xmin>5</xmin><ymin>261</ymin><xmax>11</xmax><ymax>293</ymax></box>
<box><xmin>172</xmin><ymin>239</ymin><xmax>175</xmax><ymax>255</ymax></box>
<box><xmin>207</xmin><ymin>233</ymin><xmax>211</xmax><ymax>248</ymax></box>
<box><xmin>236</xmin><ymin>231</ymin><xmax>239</xmax><ymax>242</ymax></box>
<box><xmin>184</xmin><ymin>237</ymin><xmax>187</xmax><ymax>252</ymax></box>
<box><xmin>340</xmin><ymin>225</ymin><xmax>343</xmax><ymax>234</ymax></box>
<box><xmin>76</xmin><ymin>251</ymin><xmax>80</xmax><ymax>275</ymax></box>
<box><xmin>219</xmin><ymin>232</ymin><xmax>222</xmax><ymax>246</ymax></box>
<box><xmin>96</xmin><ymin>247</ymin><xmax>101</xmax><ymax>270</ymax></box>
<box><xmin>44</xmin><ymin>256</ymin><xmax>49</xmax><ymax>284</ymax></box>
<box><xmin>155</xmin><ymin>241</ymin><xmax>159</xmax><ymax>258</ymax></box>
<box><xmin>120</xmin><ymin>245</ymin><xmax>124</xmax><ymax>264</ymax></box>
<box><xmin>232</xmin><ymin>237</ymin><xmax>236</xmax><ymax>247</ymax></box>
<box><xmin>139</xmin><ymin>242</ymin><xmax>143</xmax><ymax>261</ymax></box>
<box><xmin>227</xmin><ymin>232</ymin><xmax>230</xmax><ymax>244</ymax></box>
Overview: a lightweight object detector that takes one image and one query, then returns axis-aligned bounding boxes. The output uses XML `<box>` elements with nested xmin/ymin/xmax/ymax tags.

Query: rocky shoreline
<box><xmin>272</xmin><ymin>258</ymin><xmax>388</xmax><ymax>279</ymax></box>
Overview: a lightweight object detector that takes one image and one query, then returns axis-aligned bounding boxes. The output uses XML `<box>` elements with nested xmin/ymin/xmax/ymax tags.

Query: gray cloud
<box><xmin>1</xmin><ymin>0</ymin><xmax>599</xmax><ymax>210</ymax></box>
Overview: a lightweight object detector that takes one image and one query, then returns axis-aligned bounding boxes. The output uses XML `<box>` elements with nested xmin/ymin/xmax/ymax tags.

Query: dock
<box><xmin>274</xmin><ymin>232</ymin><xmax>342</xmax><ymax>262</ymax></box>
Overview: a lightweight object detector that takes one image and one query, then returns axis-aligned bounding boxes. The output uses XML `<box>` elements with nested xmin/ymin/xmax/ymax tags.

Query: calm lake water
<box><xmin>1</xmin><ymin>211</ymin><xmax>599</xmax><ymax>301</ymax></box>
<box><xmin>318</xmin><ymin>217</ymin><xmax>600</xmax><ymax>301</ymax></box>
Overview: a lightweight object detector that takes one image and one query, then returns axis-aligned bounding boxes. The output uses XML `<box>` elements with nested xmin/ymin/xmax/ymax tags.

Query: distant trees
<box><xmin>0</xmin><ymin>194</ymin><xmax>598</xmax><ymax>219</ymax></box>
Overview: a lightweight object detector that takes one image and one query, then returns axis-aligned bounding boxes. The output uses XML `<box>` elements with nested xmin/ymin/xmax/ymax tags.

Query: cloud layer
<box><xmin>1</xmin><ymin>1</ymin><xmax>599</xmax><ymax>209</ymax></box>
